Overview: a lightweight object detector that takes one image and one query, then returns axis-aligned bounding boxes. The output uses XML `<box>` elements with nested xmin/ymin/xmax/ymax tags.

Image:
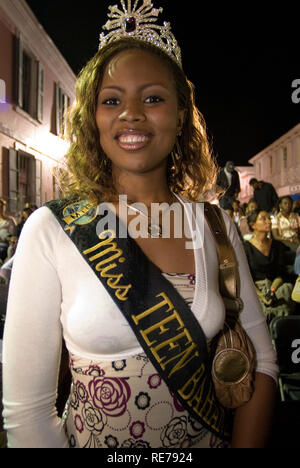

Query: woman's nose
<box><xmin>118</xmin><ymin>100</ymin><xmax>146</xmax><ymax>122</ymax></box>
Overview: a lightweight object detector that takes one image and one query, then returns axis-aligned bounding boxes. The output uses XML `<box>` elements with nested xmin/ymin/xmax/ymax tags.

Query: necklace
<box><xmin>251</xmin><ymin>234</ymin><xmax>271</xmax><ymax>252</ymax></box>
<box><xmin>123</xmin><ymin>195</ymin><xmax>177</xmax><ymax>238</ymax></box>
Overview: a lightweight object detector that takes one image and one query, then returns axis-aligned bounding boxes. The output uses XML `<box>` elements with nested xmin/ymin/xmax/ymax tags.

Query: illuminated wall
<box><xmin>0</xmin><ymin>0</ymin><xmax>76</xmax><ymax>212</ymax></box>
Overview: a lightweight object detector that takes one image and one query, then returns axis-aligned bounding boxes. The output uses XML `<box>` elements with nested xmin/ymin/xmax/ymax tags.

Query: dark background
<box><xmin>25</xmin><ymin>0</ymin><xmax>300</xmax><ymax>168</ymax></box>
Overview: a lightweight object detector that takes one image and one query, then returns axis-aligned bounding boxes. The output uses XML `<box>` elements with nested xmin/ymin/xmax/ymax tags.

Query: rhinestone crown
<box><xmin>99</xmin><ymin>0</ymin><xmax>182</xmax><ymax>67</ymax></box>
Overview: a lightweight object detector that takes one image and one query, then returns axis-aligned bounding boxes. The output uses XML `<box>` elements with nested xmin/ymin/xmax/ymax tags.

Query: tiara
<box><xmin>99</xmin><ymin>0</ymin><xmax>182</xmax><ymax>67</ymax></box>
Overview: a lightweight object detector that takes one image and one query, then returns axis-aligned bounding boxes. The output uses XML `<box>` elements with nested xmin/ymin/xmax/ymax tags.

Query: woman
<box><xmin>239</xmin><ymin>198</ymin><xmax>258</xmax><ymax>240</ymax></box>
<box><xmin>3</xmin><ymin>1</ymin><xmax>277</xmax><ymax>449</ymax></box>
<box><xmin>272</xmin><ymin>196</ymin><xmax>300</xmax><ymax>252</ymax></box>
<box><xmin>0</xmin><ymin>199</ymin><xmax>16</xmax><ymax>264</ymax></box>
<box><xmin>244</xmin><ymin>210</ymin><xmax>295</xmax><ymax>320</ymax></box>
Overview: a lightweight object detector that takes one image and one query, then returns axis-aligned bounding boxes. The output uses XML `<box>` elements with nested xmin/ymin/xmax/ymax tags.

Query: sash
<box><xmin>45</xmin><ymin>198</ymin><xmax>233</xmax><ymax>441</ymax></box>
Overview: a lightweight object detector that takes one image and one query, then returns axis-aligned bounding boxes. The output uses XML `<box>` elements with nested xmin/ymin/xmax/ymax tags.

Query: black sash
<box><xmin>45</xmin><ymin>198</ymin><xmax>232</xmax><ymax>441</ymax></box>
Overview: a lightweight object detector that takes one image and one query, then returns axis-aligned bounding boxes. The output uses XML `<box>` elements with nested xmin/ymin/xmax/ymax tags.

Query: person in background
<box><xmin>295</xmin><ymin>246</ymin><xmax>300</xmax><ymax>275</ymax></box>
<box><xmin>3</xmin><ymin>236</ymin><xmax>18</xmax><ymax>264</ymax></box>
<box><xmin>217</xmin><ymin>161</ymin><xmax>241</xmax><ymax>210</ymax></box>
<box><xmin>239</xmin><ymin>198</ymin><xmax>259</xmax><ymax>240</ymax></box>
<box><xmin>292</xmin><ymin>247</ymin><xmax>300</xmax><ymax>303</ymax></box>
<box><xmin>13</xmin><ymin>206</ymin><xmax>37</xmax><ymax>238</ymax></box>
<box><xmin>244</xmin><ymin>210</ymin><xmax>295</xmax><ymax>322</ymax></box>
<box><xmin>0</xmin><ymin>200</ymin><xmax>16</xmax><ymax>264</ymax></box>
<box><xmin>271</xmin><ymin>196</ymin><xmax>300</xmax><ymax>253</ymax></box>
<box><xmin>249</xmin><ymin>179</ymin><xmax>278</xmax><ymax>214</ymax></box>
<box><xmin>232</xmin><ymin>200</ymin><xmax>243</xmax><ymax>226</ymax></box>
<box><xmin>224</xmin><ymin>204</ymin><xmax>243</xmax><ymax>240</ymax></box>
<box><xmin>292</xmin><ymin>199</ymin><xmax>300</xmax><ymax>216</ymax></box>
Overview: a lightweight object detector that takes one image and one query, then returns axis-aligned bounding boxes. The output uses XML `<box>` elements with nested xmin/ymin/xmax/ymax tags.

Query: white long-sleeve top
<box><xmin>2</xmin><ymin>199</ymin><xmax>278</xmax><ymax>448</ymax></box>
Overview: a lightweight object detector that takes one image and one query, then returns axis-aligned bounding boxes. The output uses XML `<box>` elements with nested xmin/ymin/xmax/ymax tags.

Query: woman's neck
<box><xmin>253</xmin><ymin>231</ymin><xmax>269</xmax><ymax>243</ymax></box>
<box><xmin>113</xmin><ymin>172</ymin><xmax>175</xmax><ymax>207</ymax></box>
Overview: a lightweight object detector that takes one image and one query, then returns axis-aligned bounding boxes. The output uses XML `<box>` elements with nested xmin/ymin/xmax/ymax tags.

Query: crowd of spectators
<box><xmin>224</xmin><ymin>182</ymin><xmax>300</xmax><ymax>322</ymax></box>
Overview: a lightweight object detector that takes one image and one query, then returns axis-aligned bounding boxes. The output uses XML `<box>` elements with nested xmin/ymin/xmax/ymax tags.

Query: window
<box><xmin>15</xmin><ymin>35</ymin><xmax>44</xmax><ymax>121</ymax></box>
<box><xmin>4</xmin><ymin>149</ymin><xmax>42</xmax><ymax>213</ymax></box>
<box><xmin>258</xmin><ymin>162</ymin><xmax>261</xmax><ymax>178</ymax></box>
<box><xmin>54</xmin><ymin>83</ymin><xmax>70</xmax><ymax>137</ymax></box>
<box><xmin>283</xmin><ymin>146</ymin><xmax>288</xmax><ymax>169</ymax></box>
<box><xmin>269</xmin><ymin>155</ymin><xmax>273</xmax><ymax>174</ymax></box>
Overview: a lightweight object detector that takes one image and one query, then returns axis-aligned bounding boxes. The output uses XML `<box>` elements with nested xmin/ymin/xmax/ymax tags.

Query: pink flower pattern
<box><xmin>88</xmin><ymin>376</ymin><xmax>131</xmax><ymax>417</ymax></box>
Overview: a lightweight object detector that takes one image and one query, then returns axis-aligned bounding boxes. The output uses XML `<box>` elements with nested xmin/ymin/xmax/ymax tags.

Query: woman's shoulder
<box><xmin>19</xmin><ymin>205</ymin><xmax>63</xmax><ymax>239</ymax></box>
<box><xmin>243</xmin><ymin>239</ymin><xmax>253</xmax><ymax>253</ymax></box>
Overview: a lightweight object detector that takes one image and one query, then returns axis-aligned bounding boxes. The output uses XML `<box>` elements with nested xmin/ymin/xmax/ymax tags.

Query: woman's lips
<box><xmin>115</xmin><ymin>131</ymin><xmax>152</xmax><ymax>151</ymax></box>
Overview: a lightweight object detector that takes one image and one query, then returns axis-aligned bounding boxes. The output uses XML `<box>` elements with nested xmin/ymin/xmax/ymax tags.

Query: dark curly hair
<box><xmin>58</xmin><ymin>38</ymin><xmax>218</xmax><ymax>203</ymax></box>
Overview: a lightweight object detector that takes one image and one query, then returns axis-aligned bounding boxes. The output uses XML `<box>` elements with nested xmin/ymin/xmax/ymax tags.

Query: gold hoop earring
<box><xmin>171</xmin><ymin>136</ymin><xmax>183</xmax><ymax>169</ymax></box>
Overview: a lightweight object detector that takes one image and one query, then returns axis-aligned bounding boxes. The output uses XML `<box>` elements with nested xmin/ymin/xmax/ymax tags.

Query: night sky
<box><xmin>25</xmin><ymin>0</ymin><xmax>300</xmax><ymax>168</ymax></box>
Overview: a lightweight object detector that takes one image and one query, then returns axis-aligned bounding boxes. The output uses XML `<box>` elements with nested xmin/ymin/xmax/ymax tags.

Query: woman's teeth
<box><xmin>118</xmin><ymin>134</ymin><xmax>149</xmax><ymax>143</ymax></box>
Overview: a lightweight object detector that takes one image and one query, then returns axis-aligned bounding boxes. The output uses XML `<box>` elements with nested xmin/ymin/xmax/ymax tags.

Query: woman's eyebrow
<box><xmin>100</xmin><ymin>83</ymin><xmax>169</xmax><ymax>92</ymax></box>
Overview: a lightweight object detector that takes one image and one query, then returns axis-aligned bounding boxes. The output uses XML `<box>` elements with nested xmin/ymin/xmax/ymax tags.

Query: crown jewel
<box><xmin>99</xmin><ymin>0</ymin><xmax>182</xmax><ymax>67</ymax></box>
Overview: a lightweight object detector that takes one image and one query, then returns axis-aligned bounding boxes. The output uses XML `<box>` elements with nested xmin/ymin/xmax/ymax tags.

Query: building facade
<box><xmin>248</xmin><ymin>123</ymin><xmax>300</xmax><ymax>199</ymax></box>
<box><xmin>0</xmin><ymin>0</ymin><xmax>76</xmax><ymax>213</ymax></box>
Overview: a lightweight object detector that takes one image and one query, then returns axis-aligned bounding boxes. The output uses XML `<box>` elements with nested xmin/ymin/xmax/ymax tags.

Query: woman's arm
<box><xmin>231</xmin><ymin>373</ymin><xmax>277</xmax><ymax>448</ymax></box>
<box><xmin>2</xmin><ymin>208</ymin><xmax>68</xmax><ymax>448</ymax></box>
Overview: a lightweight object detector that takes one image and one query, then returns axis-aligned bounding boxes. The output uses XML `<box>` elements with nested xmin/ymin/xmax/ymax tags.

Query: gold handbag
<box><xmin>204</xmin><ymin>203</ymin><xmax>256</xmax><ymax>409</ymax></box>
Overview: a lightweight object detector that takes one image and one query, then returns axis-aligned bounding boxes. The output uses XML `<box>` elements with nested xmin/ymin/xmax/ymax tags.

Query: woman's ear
<box><xmin>177</xmin><ymin>109</ymin><xmax>187</xmax><ymax>134</ymax></box>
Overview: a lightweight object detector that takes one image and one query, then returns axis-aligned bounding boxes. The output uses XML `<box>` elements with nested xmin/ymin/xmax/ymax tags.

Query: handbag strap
<box><xmin>204</xmin><ymin>203</ymin><xmax>243</xmax><ymax>314</ymax></box>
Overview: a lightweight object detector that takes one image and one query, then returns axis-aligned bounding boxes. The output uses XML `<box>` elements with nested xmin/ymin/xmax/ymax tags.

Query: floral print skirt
<box><xmin>63</xmin><ymin>352</ymin><xmax>229</xmax><ymax>449</ymax></box>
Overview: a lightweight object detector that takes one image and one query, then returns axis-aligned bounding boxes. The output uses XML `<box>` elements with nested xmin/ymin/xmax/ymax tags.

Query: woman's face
<box><xmin>280</xmin><ymin>197</ymin><xmax>292</xmax><ymax>214</ymax></box>
<box><xmin>252</xmin><ymin>211</ymin><xmax>271</xmax><ymax>233</ymax></box>
<box><xmin>247</xmin><ymin>201</ymin><xmax>258</xmax><ymax>213</ymax></box>
<box><xmin>96</xmin><ymin>48</ymin><xmax>185</xmax><ymax>176</ymax></box>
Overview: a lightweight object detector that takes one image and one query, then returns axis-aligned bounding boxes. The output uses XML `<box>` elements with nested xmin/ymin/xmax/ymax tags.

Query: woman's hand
<box><xmin>230</xmin><ymin>373</ymin><xmax>277</xmax><ymax>448</ymax></box>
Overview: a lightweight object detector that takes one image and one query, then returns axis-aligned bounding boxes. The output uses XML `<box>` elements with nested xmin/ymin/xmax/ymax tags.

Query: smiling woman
<box><xmin>3</xmin><ymin>0</ymin><xmax>278</xmax><ymax>450</ymax></box>
<box><xmin>96</xmin><ymin>48</ymin><xmax>184</xmax><ymax>177</ymax></box>
<box><xmin>60</xmin><ymin>37</ymin><xmax>217</xmax><ymax>204</ymax></box>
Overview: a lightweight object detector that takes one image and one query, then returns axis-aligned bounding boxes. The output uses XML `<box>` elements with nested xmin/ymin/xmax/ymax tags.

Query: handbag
<box><xmin>204</xmin><ymin>203</ymin><xmax>256</xmax><ymax>409</ymax></box>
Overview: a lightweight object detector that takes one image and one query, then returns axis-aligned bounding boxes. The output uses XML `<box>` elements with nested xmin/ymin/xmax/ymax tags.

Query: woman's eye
<box><xmin>145</xmin><ymin>96</ymin><xmax>163</xmax><ymax>104</ymax></box>
<box><xmin>102</xmin><ymin>98</ymin><xmax>120</xmax><ymax>105</ymax></box>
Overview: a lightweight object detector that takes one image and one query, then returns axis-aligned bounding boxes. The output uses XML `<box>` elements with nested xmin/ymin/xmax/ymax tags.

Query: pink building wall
<box><xmin>248</xmin><ymin>123</ymin><xmax>300</xmax><ymax>199</ymax></box>
<box><xmin>0</xmin><ymin>0</ymin><xmax>76</xmax><ymax>214</ymax></box>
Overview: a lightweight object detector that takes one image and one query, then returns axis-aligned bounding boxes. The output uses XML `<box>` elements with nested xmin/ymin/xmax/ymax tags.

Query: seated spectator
<box><xmin>0</xmin><ymin>255</ymin><xmax>14</xmax><ymax>285</ymax></box>
<box><xmin>292</xmin><ymin>198</ymin><xmax>300</xmax><ymax>216</ymax></box>
<box><xmin>224</xmin><ymin>205</ymin><xmax>243</xmax><ymax>240</ymax></box>
<box><xmin>3</xmin><ymin>236</ymin><xmax>18</xmax><ymax>264</ymax></box>
<box><xmin>291</xmin><ymin>247</ymin><xmax>300</xmax><ymax>303</ymax></box>
<box><xmin>271</xmin><ymin>196</ymin><xmax>300</xmax><ymax>254</ymax></box>
<box><xmin>13</xmin><ymin>206</ymin><xmax>37</xmax><ymax>238</ymax></box>
<box><xmin>295</xmin><ymin>246</ymin><xmax>300</xmax><ymax>275</ymax></box>
<box><xmin>0</xmin><ymin>199</ymin><xmax>16</xmax><ymax>263</ymax></box>
<box><xmin>232</xmin><ymin>200</ymin><xmax>243</xmax><ymax>226</ymax></box>
<box><xmin>239</xmin><ymin>198</ymin><xmax>259</xmax><ymax>240</ymax></box>
<box><xmin>244</xmin><ymin>210</ymin><xmax>296</xmax><ymax>321</ymax></box>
